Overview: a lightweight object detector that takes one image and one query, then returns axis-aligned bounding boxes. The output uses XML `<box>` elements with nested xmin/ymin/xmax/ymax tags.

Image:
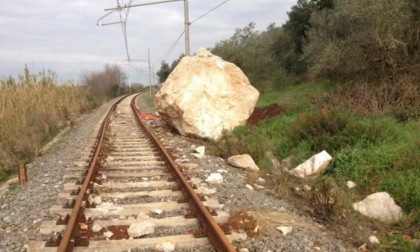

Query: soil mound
<box><xmin>247</xmin><ymin>104</ymin><xmax>286</xmax><ymax>125</ymax></box>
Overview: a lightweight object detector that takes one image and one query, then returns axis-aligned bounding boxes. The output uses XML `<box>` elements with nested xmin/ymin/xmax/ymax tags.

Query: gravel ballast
<box><xmin>0</xmin><ymin>94</ymin><xmax>355</xmax><ymax>251</ymax></box>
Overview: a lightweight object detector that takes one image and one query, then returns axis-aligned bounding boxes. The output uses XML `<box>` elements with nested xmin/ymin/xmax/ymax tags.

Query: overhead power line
<box><xmin>190</xmin><ymin>0</ymin><xmax>231</xmax><ymax>24</ymax></box>
<box><xmin>154</xmin><ymin>31</ymin><xmax>185</xmax><ymax>65</ymax></box>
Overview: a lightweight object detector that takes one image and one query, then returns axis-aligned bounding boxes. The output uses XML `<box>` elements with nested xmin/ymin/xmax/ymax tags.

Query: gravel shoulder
<box><xmin>0</xmin><ymin>99</ymin><xmax>116</xmax><ymax>252</ymax></box>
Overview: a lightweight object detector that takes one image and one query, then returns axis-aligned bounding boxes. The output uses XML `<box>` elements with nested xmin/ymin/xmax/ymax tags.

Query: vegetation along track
<box><xmin>28</xmin><ymin>94</ymin><xmax>244</xmax><ymax>251</ymax></box>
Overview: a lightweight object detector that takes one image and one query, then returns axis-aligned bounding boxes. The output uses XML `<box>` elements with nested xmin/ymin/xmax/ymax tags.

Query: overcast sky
<box><xmin>0</xmin><ymin>0</ymin><xmax>296</xmax><ymax>84</ymax></box>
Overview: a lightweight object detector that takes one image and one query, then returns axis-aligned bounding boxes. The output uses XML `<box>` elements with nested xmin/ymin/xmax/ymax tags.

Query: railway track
<box><xmin>28</xmin><ymin>94</ymin><xmax>245</xmax><ymax>251</ymax></box>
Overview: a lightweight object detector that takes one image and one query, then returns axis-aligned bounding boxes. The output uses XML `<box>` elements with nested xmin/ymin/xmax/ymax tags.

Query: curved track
<box><xmin>28</xmin><ymin>94</ymin><xmax>244</xmax><ymax>251</ymax></box>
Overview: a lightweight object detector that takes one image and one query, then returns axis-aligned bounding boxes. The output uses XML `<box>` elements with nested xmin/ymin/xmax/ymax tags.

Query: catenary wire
<box><xmin>190</xmin><ymin>0</ymin><xmax>231</xmax><ymax>24</ymax></box>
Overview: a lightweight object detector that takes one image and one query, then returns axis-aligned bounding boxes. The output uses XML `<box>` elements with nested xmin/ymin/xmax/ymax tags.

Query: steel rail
<box><xmin>130</xmin><ymin>94</ymin><xmax>236</xmax><ymax>252</ymax></box>
<box><xmin>57</xmin><ymin>95</ymin><xmax>129</xmax><ymax>252</ymax></box>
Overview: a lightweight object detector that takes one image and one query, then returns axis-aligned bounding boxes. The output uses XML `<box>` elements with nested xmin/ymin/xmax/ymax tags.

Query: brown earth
<box><xmin>247</xmin><ymin>104</ymin><xmax>287</xmax><ymax>125</ymax></box>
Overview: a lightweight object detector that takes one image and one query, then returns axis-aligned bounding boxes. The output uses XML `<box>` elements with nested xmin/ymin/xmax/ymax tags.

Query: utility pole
<box><xmin>103</xmin><ymin>0</ymin><xmax>191</xmax><ymax>56</ymax></box>
<box><xmin>148</xmin><ymin>48</ymin><xmax>152</xmax><ymax>98</ymax></box>
<box><xmin>184</xmin><ymin>0</ymin><xmax>190</xmax><ymax>56</ymax></box>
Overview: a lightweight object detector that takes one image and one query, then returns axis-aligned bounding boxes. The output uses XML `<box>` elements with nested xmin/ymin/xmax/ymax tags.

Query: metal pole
<box><xmin>184</xmin><ymin>0</ymin><xmax>190</xmax><ymax>56</ymax></box>
<box><xmin>148</xmin><ymin>48</ymin><xmax>152</xmax><ymax>97</ymax></box>
<box><xmin>17</xmin><ymin>163</ymin><xmax>27</xmax><ymax>184</ymax></box>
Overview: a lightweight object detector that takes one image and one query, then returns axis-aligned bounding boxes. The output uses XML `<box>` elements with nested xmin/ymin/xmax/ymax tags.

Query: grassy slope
<box><xmin>213</xmin><ymin>80</ymin><xmax>419</xmax><ymax>251</ymax></box>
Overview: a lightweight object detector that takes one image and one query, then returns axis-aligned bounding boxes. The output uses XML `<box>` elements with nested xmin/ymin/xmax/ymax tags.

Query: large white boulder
<box><xmin>352</xmin><ymin>192</ymin><xmax>403</xmax><ymax>223</ymax></box>
<box><xmin>155</xmin><ymin>48</ymin><xmax>259</xmax><ymax>140</ymax></box>
<box><xmin>288</xmin><ymin>150</ymin><xmax>332</xmax><ymax>179</ymax></box>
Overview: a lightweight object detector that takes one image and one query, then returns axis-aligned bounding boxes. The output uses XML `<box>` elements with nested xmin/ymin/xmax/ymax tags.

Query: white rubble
<box><xmin>103</xmin><ymin>230</ymin><xmax>113</xmax><ymax>238</ymax></box>
<box><xmin>194</xmin><ymin>146</ymin><xmax>206</xmax><ymax>155</ymax></box>
<box><xmin>205</xmin><ymin>173</ymin><xmax>223</xmax><ymax>184</ymax></box>
<box><xmin>288</xmin><ymin>150</ymin><xmax>332</xmax><ymax>179</ymax></box>
<box><xmin>276</xmin><ymin>226</ymin><xmax>293</xmax><ymax>236</ymax></box>
<box><xmin>92</xmin><ymin>224</ymin><xmax>102</xmax><ymax>232</ymax></box>
<box><xmin>156</xmin><ymin>241</ymin><xmax>176</xmax><ymax>252</ymax></box>
<box><xmin>137</xmin><ymin>212</ymin><xmax>150</xmax><ymax>220</ymax></box>
<box><xmin>352</xmin><ymin>192</ymin><xmax>403</xmax><ymax>223</ymax></box>
<box><xmin>152</xmin><ymin>209</ymin><xmax>163</xmax><ymax>215</ymax></box>
<box><xmin>346</xmin><ymin>180</ymin><xmax>356</xmax><ymax>189</ymax></box>
<box><xmin>155</xmin><ymin>48</ymin><xmax>259</xmax><ymax>140</ymax></box>
<box><xmin>369</xmin><ymin>235</ymin><xmax>380</xmax><ymax>244</ymax></box>
<box><xmin>227</xmin><ymin>154</ymin><xmax>260</xmax><ymax>172</ymax></box>
<box><xmin>127</xmin><ymin>220</ymin><xmax>156</xmax><ymax>238</ymax></box>
<box><xmin>245</xmin><ymin>184</ymin><xmax>254</xmax><ymax>190</ymax></box>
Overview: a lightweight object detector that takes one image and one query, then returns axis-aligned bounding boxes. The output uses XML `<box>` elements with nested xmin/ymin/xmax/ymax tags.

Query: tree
<box><xmin>305</xmin><ymin>0</ymin><xmax>417</xmax><ymax>82</ymax></box>
<box><xmin>156</xmin><ymin>61</ymin><xmax>171</xmax><ymax>83</ymax></box>
<box><xmin>81</xmin><ymin>64</ymin><xmax>126</xmax><ymax>103</ymax></box>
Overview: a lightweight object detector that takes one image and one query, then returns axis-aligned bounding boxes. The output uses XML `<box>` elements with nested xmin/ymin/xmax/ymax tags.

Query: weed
<box><xmin>8</xmin><ymin>183</ymin><xmax>19</xmax><ymax>190</ymax></box>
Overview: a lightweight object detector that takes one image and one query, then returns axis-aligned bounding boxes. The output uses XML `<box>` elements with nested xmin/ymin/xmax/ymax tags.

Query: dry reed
<box><xmin>0</xmin><ymin>70</ymin><xmax>90</xmax><ymax>178</ymax></box>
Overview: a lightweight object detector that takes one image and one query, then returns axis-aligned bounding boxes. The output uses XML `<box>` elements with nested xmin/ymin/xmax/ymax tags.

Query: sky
<box><xmin>0</xmin><ymin>0</ymin><xmax>296</xmax><ymax>84</ymax></box>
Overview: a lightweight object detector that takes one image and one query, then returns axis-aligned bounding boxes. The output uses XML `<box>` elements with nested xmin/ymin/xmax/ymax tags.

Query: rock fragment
<box><xmin>155</xmin><ymin>241</ymin><xmax>175</xmax><ymax>252</ymax></box>
<box><xmin>205</xmin><ymin>173</ymin><xmax>223</xmax><ymax>184</ymax></box>
<box><xmin>352</xmin><ymin>192</ymin><xmax>403</xmax><ymax>223</ymax></box>
<box><xmin>227</xmin><ymin>154</ymin><xmax>260</xmax><ymax>172</ymax></box>
<box><xmin>127</xmin><ymin>221</ymin><xmax>156</xmax><ymax>238</ymax></box>
<box><xmin>276</xmin><ymin>226</ymin><xmax>293</xmax><ymax>236</ymax></box>
<box><xmin>288</xmin><ymin>150</ymin><xmax>332</xmax><ymax>179</ymax></box>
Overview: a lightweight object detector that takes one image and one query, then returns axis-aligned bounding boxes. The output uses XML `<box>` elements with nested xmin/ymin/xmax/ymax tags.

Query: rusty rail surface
<box><xmin>130</xmin><ymin>94</ymin><xmax>236</xmax><ymax>252</ymax></box>
<box><xmin>57</xmin><ymin>95</ymin><xmax>129</xmax><ymax>252</ymax></box>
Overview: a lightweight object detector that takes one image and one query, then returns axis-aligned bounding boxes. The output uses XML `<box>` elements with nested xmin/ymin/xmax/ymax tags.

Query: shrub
<box><xmin>288</xmin><ymin>109</ymin><xmax>348</xmax><ymax>153</ymax></box>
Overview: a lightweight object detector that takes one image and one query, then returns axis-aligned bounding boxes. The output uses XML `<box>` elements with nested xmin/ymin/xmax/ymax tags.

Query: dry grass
<box><xmin>0</xmin><ymin>70</ymin><xmax>90</xmax><ymax>180</ymax></box>
<box><xmin>248</xmin><ymin>210</ymin><xmax>319</xmax><ymax>236</ymax></box>
<box><xmin>319</xmin><ymin>77</ymin><xmax>420</xmax><ymax>115</ymax></box>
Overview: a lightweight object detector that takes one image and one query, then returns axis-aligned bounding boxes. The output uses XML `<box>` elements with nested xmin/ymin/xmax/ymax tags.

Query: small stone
<box><xmin>101</xmin><ymin>174</ymin><xmax>107</xmax><ymax>179</ymax></box>
<box><xmin>119</xmin><ymin>215</ymin><xmax>126</xmax><ymax>220</ymax></box>
<box><xmin>79</xmin><ymin>223</ymin><xmax>88</xmax><ymax>230</ymax></box>
<box><xmin>127</xmin><ymin>221</ymin><xmax>156</xmax><ymax>238</ymax></box>
<box><xmin>103</xmin><ymin>230</ymin><xmax>113</xmax><ymax>238</ymax></box>
<box><xmin>155</xmin><ymin>241</ymin><xmax>175</xmax><ymax>252</ymax></box>
<box><xmin>89</xmin><ymin>195</ymin><xmax>102</xmax><ymax>205</ymax></box>
<box><xmin>369</xmin><ymin>235</ymin><xmax>380</xmax><ymax>244</ymax></box>
<box><xmin>33</xmin><ymin>219</ymin><xmax>42</xmax><ymax>224</ymax></box>
<box><xmin>239</xmin><ymin>248</ymin><xmax>249</xmax><ymax>252</ymax></box>
<box><xmin>1</xmin><ymin>204</ymin><xmax>8</xmax><ymax>209</ymax></box>
<box><xmin>256</xmin><ymin>177</ymin><xmax>265</xmax><ymax>183</ymax></box>
<box><xmin>227</xmin><ymin>154</ymin><xmax>260</xmax><ymax>172</ymax></box>
<box><xmin>303</xmin><ymin>185</ymin><xmax>312</xmax><ymax>191</ymax></box>
<box><xmin>92</xmin><ymin>224</ymin><xmax>102</xmax><ymax>232</ymax></box>
<box><xmin>152</xmin><ymin>209</ymin><xmax>163</xmax><ymax>215</ymax></box>
<box><xmin>137</xmin><ymin>212</ymin><xmax>150</xmax><ymax>220</ymax></box>
<box><xmin>346</xmin><ymin>180</ymin><xmax>356</xmax><ymax>189</ymax></box>
<box><xmin>276</xmin><ymin>226</ymin><xmax>293</xmax><ymax>235</ymax></box>
<box><xmin>245</xmin><ymin>184</ymin><xmax>254</xmax><ymax>190</ymax></box>
<box><xmin>194</xmin><ymin>146</ymin><xmax>206</xmax><ymax>155</ymax></box>
<box><xmin>205</xmin><ymin>173</ymin><xmax>223</xmax><ymax>184</ymax></box>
